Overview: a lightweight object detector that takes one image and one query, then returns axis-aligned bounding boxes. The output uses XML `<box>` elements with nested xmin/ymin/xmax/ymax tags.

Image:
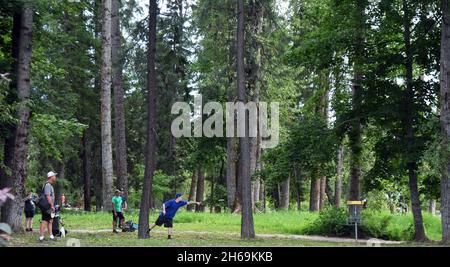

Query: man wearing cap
<box><xmin>147</xmin><ymin>193</ymin><xmax>201</xmax><ymax>239</ymax></box>
<box><xmin>39</xmin><ymin>171</ymin><xmax>57</xmax><ymax>242</ymax></box>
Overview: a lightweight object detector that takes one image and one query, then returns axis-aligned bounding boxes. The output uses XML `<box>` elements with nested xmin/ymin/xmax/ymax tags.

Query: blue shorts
<box><xmin>155</xmin><ymin>215</ymin><xmax>173</xmax><ymax>228</ymax></box>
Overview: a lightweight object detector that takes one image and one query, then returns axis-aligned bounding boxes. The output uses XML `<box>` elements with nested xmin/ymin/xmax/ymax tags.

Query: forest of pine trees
<box><xmin>0</xmin><ymin>0</ymin><xmax>450</xmax><ymax>243</ymax></box>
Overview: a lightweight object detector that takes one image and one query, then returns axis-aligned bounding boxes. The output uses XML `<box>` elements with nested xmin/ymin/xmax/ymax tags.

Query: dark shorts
<box><xmin>155</xmin><ymin>215</ymin><xmax>173</xmax><ymax>228</ymax></box>
<box><xmin>25</xmin><ymin>210</ymin><xmax>35</xmax><ymax>218</ymax></box>
<box><xmin>41</xmin><ymin>210</ymin><xmax>52</xmax><ymax>222</ymax></box>
<box><xmin>113</xmin><ymin>211</ymin><xmax>124</xmax><ymax>221</ymax></box>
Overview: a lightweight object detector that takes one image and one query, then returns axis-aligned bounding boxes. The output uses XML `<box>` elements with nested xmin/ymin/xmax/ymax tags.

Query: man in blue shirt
<box><xmin>147</xmin><ymin>193</ymin><xmax>201</xmax><ymax>239</ymax></box>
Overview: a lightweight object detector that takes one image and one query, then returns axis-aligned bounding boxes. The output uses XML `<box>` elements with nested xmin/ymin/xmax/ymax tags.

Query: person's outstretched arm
<box><xmin>187</xmin><ymin>201</ymin><xmax>201</xmax><ymax>205</ymax></box>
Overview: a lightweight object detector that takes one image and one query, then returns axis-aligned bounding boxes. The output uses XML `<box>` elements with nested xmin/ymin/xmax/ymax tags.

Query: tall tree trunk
<box><xmin>259</xmin><ymin>159</ymin><xmax>265</xmax><ymax>209</ymax></box>
<box><xmin>217</xmin><ymin>160</ymin><xmax>225</xmax><ymax>213</ymax></box>
<box><xmin>272</xmin><ymin>184</ymin><xmax>280</xmax><ymax>209</ymax></box>
<box><xmin>319</xmin><ymin>176</ymin><xmax>326</xmax><ymax>211</ymax></box>
<box><xmin>138</xmin><ymin>0</ymin><xmax>157</xmax><ymax>239</ymax></box>
<box><xmin>402</xmin><ymin>0</ymin><xmax>427</xmax><ymax>242</ymax></box>
<box><xmin>348</xmin><ymin>0</ymin><xmax>365</xmax><ymax>202</ymax></box>
<box><xmin>252</xmin><ymin>135</ymin><xmax>262</xmax><ymax>211</ymax></box>
<box><xmin>321</xmin><ymin>74</ymin><xmax>331</xmax><ymax>210</ymax></box>
<box><xmin>237</xmin><ymin>0</ymin><xmax>255</xmax><ymax>239</ymax></box>
<box><xmin>294</xmin><ymin>166</ymin><xmax>302</xmax><ymax>211</ymax></box>
<box><xmin>309</xmin><ymin>176</ymin><xmax>320</xmax><ymax>212</ymax></box>
<box><xmin>325</xmin><ymin>177</ymin><xmax>334</xmax><ymax>206</ymax></box>
<box><xmin>111</xmin><ymin>0</ymin><xmax>128</xmax><ymax>195</ymax></box>
<box><xmin>428</xmin><ymin>199</ymin><xmax>436</xmax><ymax>216</ymax></box>
<box><xmin>94</xmin><ymin>144</ymin><xmax>103</xmax><ymax>211</ymax></box>
<box><xmin>83</xmin><ymin>130</ymin><xmax>92</xmax><ymax>211</ymax></box>
<box><xmin>440</xmin><ymin>0</ymin><xmax>450</xmax><ymax>244</ymax></box>
<box><xmin>226</xmin><ymin>14</ymin><xmax>239</xmax><ymax>212</ymax></box>
<box><xmin>261</xmin><ymin>179</ymin><xmax>266</xmax><ymax>212</ymax></box>
<box><xmin>279</xmin><ymin>177</ymin><xmax>290</xmax><ymax>210</ymax></box>
<box><xmin>100</xmin><ymin>0</ymin><xmax>114</xmax><ymax>211</ymax></box>
<box><xmin>226</xmin><ymin>137</ymin><xmax>238</xmax><ymax>211</ymax></box>
<box><xmin>187</xmin><ymin>170</ymin><xmax>197</xmax><ymax>211</ymax></box>
<box><xmin>92</xmin><ymin>0</ymin><xmax>102</xmax><ymax>212</ymax></box>
<box><xmin>252</xmin><ymin>177</ymin><xmax>261</xmax><ymax>209</ymax></box>
<box><xmin>167</xmin><ymin>0</ymin><xmax>185</xmax><ymax>183</ymax></box>
<box><xmin>248</xmin><ymin>0</ymin><xmax>263</xmax><ymax>213</ymax></box>
<box><xmin>210</xmin><ymin>174</ymin><xmax>215</xmax><ymax>213</ymax></box>
<box><xmin>335</xmin><ymin>146</ymin><xmax>344</xmax><ymax>208</ymax></box>
<box><xmin>195</xmin><ymin>168</ymin><xmax>205</xmax><ymax>212</ymax></box>
<box><xmin>0</xmin><ymin>4</ymin><xmax>33</xmax><ymax>232</ymax></box>
<box><xmin>232</xmin><ymin>143</ymin><xmax>242</xmax><ymax>212</ymax></box>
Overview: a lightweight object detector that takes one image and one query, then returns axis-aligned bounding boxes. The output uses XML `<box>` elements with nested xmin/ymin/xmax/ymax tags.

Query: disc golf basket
<box><xmin>346</xmin><ymin>200</ymin><xmax>365</xmax><ymax>241</ymax></box>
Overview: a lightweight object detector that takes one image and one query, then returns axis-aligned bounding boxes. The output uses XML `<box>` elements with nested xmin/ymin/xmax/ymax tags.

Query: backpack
<box><xmin>123</xmin><ymin>221</ymin><xmax>138</xmax><ymax>232</ymax></box>
<box><xmin>34</xmin><ymin>182</ymin><xmax>51</xmax><ymax>212</ymax></box>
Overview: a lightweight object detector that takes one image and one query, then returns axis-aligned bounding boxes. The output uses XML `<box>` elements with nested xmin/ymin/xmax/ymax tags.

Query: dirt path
<box><xmin>69</xmin><ymin>229</ymin><xmax>403</xmax><ymax>245</ymax></box>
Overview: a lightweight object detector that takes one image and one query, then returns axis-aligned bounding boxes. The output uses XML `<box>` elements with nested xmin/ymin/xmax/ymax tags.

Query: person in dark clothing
<box><xmin>147</xmin><ymin>193</ymin><xmax>201</xmax><ymax>239</ymax></box>
<box><xmin>24</xmin><ymin>191</ymin><xmax>36</xmax><ymax>232</ymax></box>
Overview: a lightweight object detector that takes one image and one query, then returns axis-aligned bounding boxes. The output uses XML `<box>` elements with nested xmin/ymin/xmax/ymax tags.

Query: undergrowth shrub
<box><xmin>304</xmin><ymin>208</ymin><xmax>352</xmax><ymax>237</ymax></box>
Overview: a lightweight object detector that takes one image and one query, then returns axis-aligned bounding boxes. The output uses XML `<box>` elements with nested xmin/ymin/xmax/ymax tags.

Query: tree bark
<box><xmin>138</xmin><ymin>0</ymin><xmax>157</xmax><ymax>239</ymax></box>
<box><xmin>428</xmin><ymin>199</ymin><xmax>436</xmax><ymax>216</ymax></box>
<box><xmin>272</xmin><ymin>183</ymin><xmax>280</xmax><ymax>209</ymax></box>
<box><xmin>309</xmin><ymin>176</ymin><xmax>320</xmax><ymax>212</ymax></box>
<box><xmin>93</xmin><ymin>136</ymin><xmax>103</xmax><ymax>211</ymax></box>
<box><xmin>335</xmin><ymin>146</ymin><xmax>344</xmax><ymax>207</ymax></box>
<box><xmin>248</xmin><ymin>0</ymin><xmax>263</xmax><ymax>212</ymax></box>
<box><xmin>226</xmin><ymin>137</ymin><xmax>238</xmax><ymax>210</ymax></box>
<box><xmin>319</xmin><ymin>176</ymin><xmax>326</xmax><ymax>211</ymax></box>
<box><xmin>279</xmin><ymin>177</ymin><xmax>290</xmax><ymax>210</ymax></box>
<box><xmin>100</xmin><ymin>0</ymin><xmax>114</xmax><ymax>211</ymax></box>
<box><xmin>111</xmin><ymin>0</ymin><xmax>128</xmax><ymax>195</ymax></box>
<box><xmin>252</xmin><ymin>177</ymin><xmax>260</xmax><ymax>209</ymax></box>
<box><xmin>210</xmin><ymin>174</ymin><xmax>215</xmax><ymax>213</ymax></box>
<box><xmin>195</xmin><ymin>168</ymin><xmax>205</xmax><ymax>212</ymax></box>
<box><xmin>0</xmin><ymin>4</ymin><xmax>33</xmax><ymax>232</ymax></box>
<box><xmin>348</xmin><ymin>0</ymin><xmax>365</xmax><ymax>202</ymax></box>
<box><xmin>187</xmin><ymin>170</ymin><xmax>197</xmax><ymax>211</ymax></box>
<box><xmin>440</xmin><ymin>0</ymin><xmax>450</xmax><ymax>244</ymax></box>
<box><xmin>325</xmin><ymin>177</ymin><xmax>334</xmax><ymax>206</ymax></box>
<box><xmin>402</xmin><ymin>0</ymin><xmax>428</xmax><ymax>242</ymax></box>
<box><xmin>261</xmin><ymin>179</ymin><xmax>266</xmax><ymax>212</ymax></box>
<box><xmin>237</xmin><ymin>0</ymin><xmax>255</xmax><ymax>239</ymax></box>
<box><xmin>92</xmin><ymin>0</ymin><xmax>103</xmax><ymax>212</ymax></box>
<box><xmin>226</xmin><ymin>5</ymin><xmax>239</xmax><ymax>213</ymax></box>
<box><xmin>83</xmin><ymin>130</ymin><xmax>92</xmax><ymax>211</ymax></box>
<box><xmin>294</xmin><ymin>166</ymin><xmax>302</xmax><ymax>211</ymax></box>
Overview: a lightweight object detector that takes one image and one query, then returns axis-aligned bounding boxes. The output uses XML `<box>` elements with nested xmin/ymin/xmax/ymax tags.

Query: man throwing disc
<box><xmin>147</xmin><ymin>193</ymin><xmax>201</xmax><ymax>239</ymax></box>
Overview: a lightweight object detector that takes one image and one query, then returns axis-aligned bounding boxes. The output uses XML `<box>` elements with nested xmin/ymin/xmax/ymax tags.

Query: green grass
<box><xmin>22</xmin><ymin>209</ymin><xmax>443</xmax><ymax>243</ymax></box>
<box><xmin>10</xmin><ymin>231</ymin><xmax>363</xmax><ymax>247</ymax></box>
<box><xmin>361</xmin><ymin>210</ymin><xmax>441</xmax><ymax>241</ymax></box>
<box><xmin>27</xmin><ymin>210</ymin><xmax>319</xmax><ymax>234</ymax></box>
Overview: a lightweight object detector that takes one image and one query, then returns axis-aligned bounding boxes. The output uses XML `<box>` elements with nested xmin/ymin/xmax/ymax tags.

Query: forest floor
<box><xmin>9</xmin><ymin>230</ymin><xmax>371</xmax><ymax>247</ymax></box>
<box><xmin>9</xmin><ymin>229</ymin><xmax>447</xmax><ymax>247</ymax></box>
<box><xmin>7</xmin><ymin>210</ymin><xmax>447</xmax><ymax>247</ymax></box>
